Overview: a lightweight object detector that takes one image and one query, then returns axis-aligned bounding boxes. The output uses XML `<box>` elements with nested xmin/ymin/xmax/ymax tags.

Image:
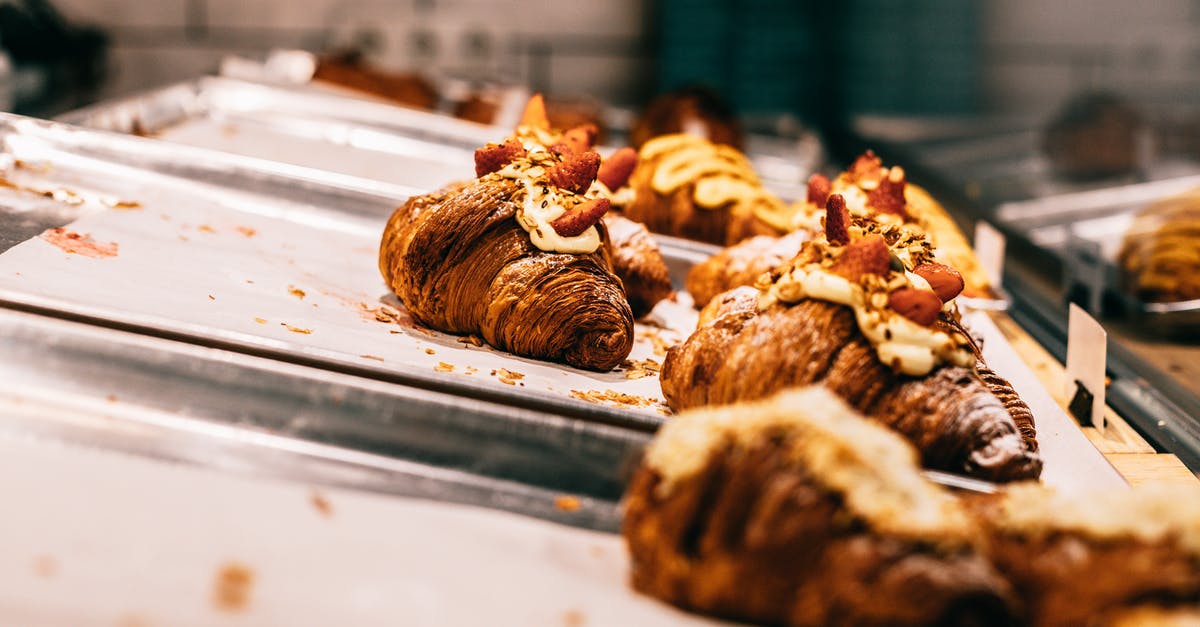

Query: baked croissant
<box><xmin>685</xmin><ymin>230</ymin><xmax>808</xmax><ymax>309</ymax></box>
<box><xmin>621</xmin><ymin>133</ymin><xmax>794</xmax><ymax>246</ymax></box>
<box><xmin>1117</xmin><ymin>187</ymin><xmax>1200</xmax><ymax>303</ymax></box>
<box><xmin>969</xmin><ymin>483</ymin><xmax>1200</xmax><ymax>627</ymax></box>
<box><xmin>602</xmin><ymin>213</ymin><xmax>673</xmax><ymax>317</ymax></box>
<box><xmin>379</xmin><ymin>96</ymin><xmax>640</xmax><ymax>371</ymax></box>
<box><xmin>624</xmin><ymin>386</ymin><xmax>1020</xmax><ymax>627</ymax></box>
<box><xmin>661</xmin><ymin>195</ymin><xmax>1042</xmax><ymax>481</ymax></box>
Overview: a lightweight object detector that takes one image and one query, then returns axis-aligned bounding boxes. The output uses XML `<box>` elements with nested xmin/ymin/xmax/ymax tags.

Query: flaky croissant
<box><xmin>603</xmin><ymin>213</ymin><xmax>673</xmax><ymax>317</ymax></box>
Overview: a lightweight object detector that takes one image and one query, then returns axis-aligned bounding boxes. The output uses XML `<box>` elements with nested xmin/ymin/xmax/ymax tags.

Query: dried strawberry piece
<box><xmin>520</xmin><ymin>94</ymin><xmax>550</xmax><ymax>130</ymax></box>
<box><xmin>548</xmin><ymin>150</ymin><xmax>601</xmax><ymax>194</ymax></box>
<box><xmin>847</xmin><ymin>150</ymin><xmax>884</xmax><ymax>186</ymax></box>
<box><xmin>806</xmin><ymin>173</ymin><xmax>832</xmax><ymax>206</ymax></box>
<box><xmin>558</xmin><ymin>124</ymin><xmax>598</xmax><ymax>155</ymax></box>
<box><xmin>888</xmin><ymin>287</ymin><xmax>942</xmax><ymax>326</ymax></box>
<box><xmin>824</xmin><ymin>193</ymin><xmax>851</xmax><ymax>245</ymax></box>
<box><xmin>474</xmin><ymin>139</ymin><xmax>527</xmax><ymax>177</ymax></box>
<box><xmin>550</xmin><ymin>197</ymin><xmax>610</xmax><ymax>237</ymax></box>
<box><xmin>867</xmin><ymin>166</ymin><xmax>908</xmax><ymax>217</ymax></box>
<box><xmin>597</xmin><ymin>147</ymin><xmax>638</xmax><ymax>190</ymax></box>
<box><xmin>913</xmin><ymin>262</ymin><xmax>964</xmax><ymax>302</ymax></box>
<box><xmin>831</xmin><ymin>234</ymin><xmax>889</xmax><ymax>281</ymax></box>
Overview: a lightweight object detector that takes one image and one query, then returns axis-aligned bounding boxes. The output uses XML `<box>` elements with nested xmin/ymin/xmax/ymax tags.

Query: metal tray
<box><xmin>0</xmin><ymin>307</ymin><xmax>635</xmax><ymax>531</ymax></box>
<box><xmin>0</xmin><ymin>112</ymin><xmax>1125</xmax><ymax>492</ymax></box>
<box><xmin>57</xmin><ymin>76</ymin><xmax>503</xmax><ymax>193</ymax></box>
<box><xmin>995</xmin><ymin>175</ymin><xmax>1200</xmax><ymax>331</ymax></box>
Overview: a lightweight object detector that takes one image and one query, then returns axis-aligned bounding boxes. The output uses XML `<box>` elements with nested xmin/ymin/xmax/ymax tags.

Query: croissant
<box><xmin>621</xmin><ymin>133</ymin><xmax>794</xmax><ymax>245</ymax></box>
<box><xmin>685</xmin><ymin>230</ymin><xmax>808</xmax><ymax>309</ymax></box>
<box><xmin>602</xmin><ymin>214</ymin><xmax>673</xmax><ymax>317</ymax></box>
<box><xmin>662</xmin><ymin>195</ymin><xmax>1042</xmax><ymax>481</ymax></box>
<box><xmin>969</xmin><ymin>483</ymin><xmax>1200</xmax><ymax>627</ymax></box>
<box><xmin>1117</xmin><ymin>188</ymin><xmax>1200</xmax><ymax>303</ymax></box>
<box><xmin>624</xmin><ymin>386</ymin><xmax>1020</xmax><ymax>627</ymax></box>
<box><xmin>378</xmin><ymin>96</ymin><xmax>639</xmax><ymax>371</ymax></box>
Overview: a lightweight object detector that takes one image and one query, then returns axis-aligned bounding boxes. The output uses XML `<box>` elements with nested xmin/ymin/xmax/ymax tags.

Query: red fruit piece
<box><xmin>474</xmin><ymin>139</ymin><xmax>527</xmax><ymax>177</ymax></box>
<box><xmin>867</xmin><ymin>166</ymin><xmax>908</xmax><ymax>217</ymax></box>
<box><xmin>824</xmin><ymin>193</ymin><xmax>851</xmax><ymax>245</ymax></box>
<box><xmin>548</xmin><ymin>150</ymin><xmax>601</xmax><ymax>194</ymax></box>
<box><xmin>847</xmin><ymin>150</ymin><xmax>884</xmax><ymax>187</ymax></box>
<box><xmin>520</xmin><ymin>94</ymin><xmax>550</xmax><ymax>130</ymax></box>
<box><xmin>913</xmin><ymin>262</ymin><xmax>965</xmax><ymax>302</ymax></box>
<box><xmin>831</xmin><ymin>234</ymin><xmax>889</xmax><ymax>281</ymax></box>
<box><xmin>550</xmin><ymin>197</ymin><xmax>611</xmax><ymax>237</ymax></box>
<box><xmin>597</xmin><ymin>147</ymin><xmax>638</xmax><ymax>190</ymax></box>
<box><xmin>807</xmin><ymin>173</ymin><xmax>832</xmax><ymax>206</ymax></box>
<box><xmin>888</xmin><ymin>287</ymin><xmax>942</xmax><ymax>326</ymax></box>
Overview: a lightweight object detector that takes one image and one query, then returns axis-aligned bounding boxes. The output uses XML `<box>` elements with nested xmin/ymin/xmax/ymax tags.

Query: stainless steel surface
<box><xmin>0</xmin><ymin>307</ymin><xmax>633</xmax><ymax>531</ymax></box>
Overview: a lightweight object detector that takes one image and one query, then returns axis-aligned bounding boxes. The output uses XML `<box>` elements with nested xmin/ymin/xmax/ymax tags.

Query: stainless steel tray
<box><xmin>0</xmin><ymin>307</ymin><xmax>634</xmax><ymax>531</ymax></box>
<box><xmin>57</xmin><ymin>76</ymin><xmax>503</xmax><ymax>192</ymax></box>
<box><xmin>995</xmin><ymin>175</ymin><xmax>1200</xmax><ymax>331</ymax></box>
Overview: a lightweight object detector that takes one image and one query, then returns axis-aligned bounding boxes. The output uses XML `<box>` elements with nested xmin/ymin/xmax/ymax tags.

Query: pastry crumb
<box><xmin>197</xmin><ymin>224</ymin><xmax>216</xmax><ymax>234</ymax></box>
<box><xmin>287</xmin><ymin>286</ymin><xmax>306</xmax><ymax>299</ymax></box>
<box><xmin>636</xmin><ymin>328</ymin><xmax>677</xmax><ymax>357</ymax></box>
<box><xmin>281</xmin><ymin>323</ymin><xmax>312</xmax><ymax>334</ymax></box>
<box><xmin>496</xmin><ymin>368</ymin><xmax>525</xmax><ymax>385</ymax></box>
<box><xmin>435</xmin><ymin>362</ymin><xmax>455</xmax><ymax>372</ymax></box>
<box><xmin>360</xmin><ymin>354</ymin><xmax>384</xmax><ymax>362</ymax></box>
<box><xmin>562</xmin><ymin>609</ymin><xmax>586</xmax><ymax>627</ymax></box>
<box><xmin>212</xmin><ymin>562</ymin><xmax>254</xmax><ymax>613</ymax></box>
<box><xmin>105</xmin><ymin>394</ymin><xmax>118</xmax><ymax>403</ymax></box>
<box><xmin>620</xmin><ymin>358</ymin><xmax>661</xmax><ymax>380</ymax></box>
<box><xmin>555</xmin><ymin>495</ymin><xmax>581</xmax><ymax>512</ymax></box>
<box><xmin>235</xmin><ymin>226</ymin><xmax>257</xmax><ymax>237</ymax></box>
<box><xmin>465</xmin><ymin>366</ymin><xmax>478</xmax><ymax>375</ymax></box>
<box><xmin>254</xmin><ymin>317</ymin><xmax>267</xmax><ymax>324</ymax></box>
<box><xmin>458</xmin><ymin>334</ymin><xmax>485</xmax><ymax>347</ymax></box>
<box><xmin>570</xmin><ymin>389</ymin><xmax>658</xmax><ymax>408</ymax></box>
<box><xmin>310</xmin><ymin>489</ymin><xmax>333</xmax><ymax>518</ymax></box>
<box><xmin>208</xmin><ymin>294</ymin><xmax>215</xmax><ymax>301</ymax></box>
<box><xmin>424</xmin><ymin>348</ymin><xmax>436</xmax><ymax>355</ymax></box>
<box><xmin>32</xmin><ymin>554</ymin><xmax>57</xmax><ymax>578</ymax></box>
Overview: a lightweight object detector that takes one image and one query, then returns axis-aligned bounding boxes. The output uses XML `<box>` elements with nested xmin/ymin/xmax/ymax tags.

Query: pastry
<box><xmin>661</xmin><ymin>195</ymin><xmax>1042</xmax><ymax>481</ymax></box>
<box><xmin>1043</xmin><ymin>91</ymin><xmax>1146</xmax><ymax>180</ymax></box>
<box><xmin>971</xmin><ymin>483</ymin><xmax>1200</xmax><ymax>627</ymax></box>
<box><xmin>313</xmin><ymin>50</ymin><xmax>439</xmax><ymax>110</ymax></box>
<box><xmin>378</xmin><ymin>96</ymin><xmax>638</xmax><ymax>371</ymax></box>
<box><xmin>623</xmin><ymin>386</ymin><xmax>1020</xmax><ymax>627</ymax></box>
<box><xmin>621</xmin><ymin>133</ymin><xmax>794</xmax><ymax>245</ymax></box>
<box><xmin>1117</xmin><ymin>188</ymin><xmax>1200</xmax><ymax>303</ymax></box>
<box><xmin>630</xmin><ymin>85</ymin><xmax>743</xmax><ymax>151</ymax></box>
<box><xmin>603</xmin><ymin>213</ymin><xmax>674</xmax><ymax>317</ymax></box>
<box><xmin>684</xmin><ymin>229</ymin><xmax>809</xmax><ymax>309</ymax></box>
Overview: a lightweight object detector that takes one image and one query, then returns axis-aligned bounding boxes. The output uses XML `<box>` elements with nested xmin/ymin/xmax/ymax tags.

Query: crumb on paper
<box><xmin>496</xmin><ymin>368</ymin><xmax>525</xmax><ymax>385</ymax></box>
<box><xmin>310</xmin><ymin>489</ymin><xmax>333</xmax><ymax>518</ymax></box>
<box><xmin>424</xmin><ymin>348</ymin><xmax>435</xmax><ymax>355</ymax></box>
<box><xmin>554</xmin><ymin>495</ymin><xmax>581</xmax><ymax>512</ymax></box>
<box><xmin>254</xmin><ymin>317</ymin><xmax>267</xmax><ymax>324</ymax></box>
<box><xmin>636</xmin><ymin>328</ymin><xmax>676</xmax><ymax>358</ymax></box>
<box><xmin>235</xmin><ymin>226</ymin><xmax>257</xmax><ymax>238</ymax></box>
<box><xmin>465</xmin><ymin>366</ymin><xmax>478</xmax><ymax>375</ymax></box>
<box><xmin>389</xmin><ymin>330</ymin><xmax>402</xmax><ymax>335</ymax></box>
<box><xmin>620</xmin><ymin>358</ymin><xmax>661</xmax><ymax>380</ymax></box>
<box><xmin>13</xmin><ymin>159</ymin><xmax>52</xmax><ymax>173</ymax></box>
<box><xmin>197</xmin><ymin>225</ymin><xmax>216</xmax><ymax>234</ymax></box>
<box><xmin>178</xmin><ymin>235</ymin><xmax>189</xmax><ymax>242</ymax></box>
<box><xmin>246</xmin><ymin>279</ymin><xmax>254</xmax><ymax>284</ymax></box>
<box><xmin>212</xmin><ymin>562</ymin><xmax>254</xmax><ymax>613</ymax></box>
<box><xmin>360</xmin><ymin>354</ymin><xmax>384</xmax><ymax>362</ymax></box>
<box><xmin>435</xmin><ymin>362</ymin><xmax>454</xmax><ymax>372</ymax></box>
<box><xmin>105</xmin><ymin>394</ymin><xmax>118</xmax><ymax>403</ymax></box>
<box><xmin>288</xmin><ymin>285</ymin><xmax>306</xmax><ymax>299</ymax></box>
<box><xmin>32</xmin><ymin>554</ymin><xmax>57</xmax><ymax>578</ymax></box>
<box><xmin>281</xmin><ymin>323</ymin><xmax>312</xmax><ymax>334</ymax></box>
<box><xmin>562</xmin><ymin>609</ymin><xmax>586</xmax><ymax>627</ymax></box>
<box><xmin>570</xmin><ymin>389</ymin><xmax>658</xmax><ymax>408</ymax></box>
<box><xmin>103</xmin><ymin>198</ymin><xmax>142</xmax><ymax>210</ymax></box>
<box><xmin>458</xmin><ymin>334</ymin><xmax>485</xmax><ymax>347</ymax></box>
<box><xmin>39</xmin><ymin>228</ymin><xmax>118</xmax><ymax>259</ymax></box>
<box><xmin>208</xmin><ymin>294</ymin><xmax>215</xmax><ymax>301</ymax></box>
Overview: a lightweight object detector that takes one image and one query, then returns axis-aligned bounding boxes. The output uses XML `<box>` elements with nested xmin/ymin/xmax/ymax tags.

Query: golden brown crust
<box><xmin>379</xmin><ymin>177</ymin><xmax>634</xmax><ymax>371</ymax></box>
<box><xmin>685</xmin><ymin>230</ymin><xmax>809</xmax><ymax>308</ymax></box>
<box><xmin>660</xmin><ymin>287</ymin><xmax>1042</xmax><ymax>481</ymax></box>
<box><xmin>602</xmin><ymin>214</ymin><xmax>673</xmax><ymax>317</ymax></box>
<box><xmin>1118</xmin><ymin>189</ymin><xmax>1200</xmax><ymax>303</ymax></box>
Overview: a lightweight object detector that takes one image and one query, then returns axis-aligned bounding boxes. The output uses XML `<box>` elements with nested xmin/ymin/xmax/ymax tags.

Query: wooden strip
<box><xmin>1105</xmin><ymin>453</ymin><xmax>1200</xmax><ymax>487</ymax></box>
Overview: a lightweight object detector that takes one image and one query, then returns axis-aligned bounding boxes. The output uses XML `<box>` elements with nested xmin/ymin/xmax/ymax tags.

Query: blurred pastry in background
<box><xmin>313</xmin><ymin>49</ymin><xmax>439</xmax><ymax>110</ymax></box>
<box><xmin>630</xmin><ymin>85</ymin><xmax>744</xmax><ymax>150</ymax></box>
<box><xmin>1042</xmin><ymin>91</ymin><xmax>1148</xmax><ymax>180</ymax></box>
<box><xmin>602</xmin><ymin>214</ymin><xmax>674</xmax><ymax>318</ymax></box>
<box><xmin>623</xmin><ymin>386</ymin><xmax>1019</xmax><ymax>627</ymax></box>
<box><xmin>1118</xmin><ymin>187</ymin><xmax>1200</xmax><ymax>304</ymax></box>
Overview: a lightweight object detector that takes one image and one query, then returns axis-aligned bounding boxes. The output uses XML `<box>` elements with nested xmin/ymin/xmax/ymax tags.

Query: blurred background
<box><xmin>7</xmin><ymin>0</ymin><xmax>1199</xmax><ymax>123</ymax></box>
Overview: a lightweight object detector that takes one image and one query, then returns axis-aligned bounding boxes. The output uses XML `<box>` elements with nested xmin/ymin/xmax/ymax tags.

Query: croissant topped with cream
<box><xmin>662</xmin><ymin>194</ymin><xmax>1042</xmax><ymax>481</ymax></box>
<box><xmin>379</xmin><ymin>96</ymin><xmax>657</xmax><ymax>371</ymax></box>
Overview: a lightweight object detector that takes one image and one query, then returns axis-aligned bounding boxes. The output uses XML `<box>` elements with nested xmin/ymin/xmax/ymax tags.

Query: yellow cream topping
<box><xmin>494</xmin><ymin>126</ymin><xmax>601</xmax><ymax>255</ymax></box>
<box><xmin>758</xmin><ymin>235</ymin><xmax>974</xmax><ymax>376</ymax></box>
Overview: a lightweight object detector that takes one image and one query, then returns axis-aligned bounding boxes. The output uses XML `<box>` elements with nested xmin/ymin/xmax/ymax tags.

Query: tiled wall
<box><xmin>50</xmin><ymin>0</ymin><xmax>1200</xmax><ymax>116</ymax></box>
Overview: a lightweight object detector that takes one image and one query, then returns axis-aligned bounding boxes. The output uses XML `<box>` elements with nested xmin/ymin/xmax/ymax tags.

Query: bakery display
<box><xmin>623</xmin><ymin>386</ymin><xmax>1020</xmax><ymax>627</ymax></box>
<box><xmin>378</xmin><ymin>96</ymin><xmax>643</xmax><ymax>371</ymax></box>
<box><xmin>662</xmin><ymin>194</ymin><xmax>1042</xmax><ymax>481</ymax></box>
<box><xmin>621</xmin><ymin>133</ymin><xmax>795</xmax><ymax>245</ymax></box>
<box><xmin>1118</xmin><ymin>187</ymin><xmax>1200</xmax><ymax>304</ymax></box>
<box><xmin>629</xmin><ymin>86</ymin><xmax>744</xmax><ymax>151</ymax></box>
<box><xmin>970</xmin><ymin>483</ymin><xmax>1200</xmax><ymax>627</ymax></box>
<box><xmin>683</xmin><ymin>151</ymin><xmax>993</xmax><ymax>308</ymax></box>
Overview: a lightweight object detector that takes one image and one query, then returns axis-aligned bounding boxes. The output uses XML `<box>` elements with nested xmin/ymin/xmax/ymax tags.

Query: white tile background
<box><xmin>49</xmin><ymin>0</ymin><xmax>1200</xmax><ymax>114</ymax></box>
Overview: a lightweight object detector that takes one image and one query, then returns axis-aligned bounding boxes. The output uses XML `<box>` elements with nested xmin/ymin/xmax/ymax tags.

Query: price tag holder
<box><xmin>1065</xmin><ymin>303</ymin><xmax>1107</xmax><ymax>431</ymax></box>
<box><xmin>974</xmin><ymin>221</ymin><xmax>1006</xmax><ymax>287</ymax></box>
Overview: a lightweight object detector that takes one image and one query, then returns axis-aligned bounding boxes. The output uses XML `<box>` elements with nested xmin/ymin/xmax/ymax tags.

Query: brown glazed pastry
<box><xmin>1043</xmin><ymin>91</ymin><xmax>1146</xmax><ymax>180</ymax></box>
<box><xmin>313</xmin><ymin>50</ymin><xmax>439</xmax><ymax>110</ymax></box>
<box><xmin>622</xmin><ymin>133</ymin><xmax>793</xmax><ymax>246</ymax></box>
<box><xmin>971</xmin><ymin>483</ymin><xmax>1200</xmax><ymax>627</ymax></box>
<box><xmin>602</xmin><ymin>214</ymin><xmax>673</xmax><ymax>317</ymax></box>
<box><xmin>630</xmin><ymin>85</ymin><xmax>743</xmax><ymax>151</ymax></box>
<box><xmin>685</xmin><ymin>229</ymin><xmax>809</xmax><ymax>309</ymax></box>
<box><xmin>1118</xmin><ymin>188</ymin><xmax>1200</xmax><ymax>303</ymax></box>
<box><xmin>379</xmin><ymin>96</ymin><xmax>636</xmax><ymax>371</ymax></box>
<box><xmin>623</xmin><ymin>386</ymin><xmax>1019</xmax><ymax>627</ymax></box>
<box><xmin>661</xmin><ymin>196</ymin><xmax>1042</xmax><ymax>481</ymax></box>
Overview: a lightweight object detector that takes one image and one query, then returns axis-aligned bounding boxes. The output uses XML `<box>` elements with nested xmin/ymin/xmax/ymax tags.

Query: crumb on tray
<box><xmin>310</xmin><ymin>489</ymin><xmax>333</xmax><ymax>518</ymax></box>
<box><xmin>281</xmin><ymin>323</ymin><xmax>312</xmax><ymax>334</ymax></box>
<box><xmin>435</xmin><ymin>362</ymin><xmax>455</xmax><ymax>372</ymax></box>
<box><xmin>288</xmin><ymin>286</ymin><xmax>306</xmax><ymax>299</ymax></box>
<box><xmin>212</xmin><ymin>562</ymin><xmax>254</xmax><ymax>613</ymax></box>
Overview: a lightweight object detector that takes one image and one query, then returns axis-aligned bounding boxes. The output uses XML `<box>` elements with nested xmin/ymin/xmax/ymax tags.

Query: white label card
<box><xmin>974</xmin><ymin>221</ymin><xmax>1006</xmax><ymax>287</ymax></box>
<box><xmin>1065</xmin><ymin>303</ymin><xmax>1107</xmax><ymax>432</ymax></box>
